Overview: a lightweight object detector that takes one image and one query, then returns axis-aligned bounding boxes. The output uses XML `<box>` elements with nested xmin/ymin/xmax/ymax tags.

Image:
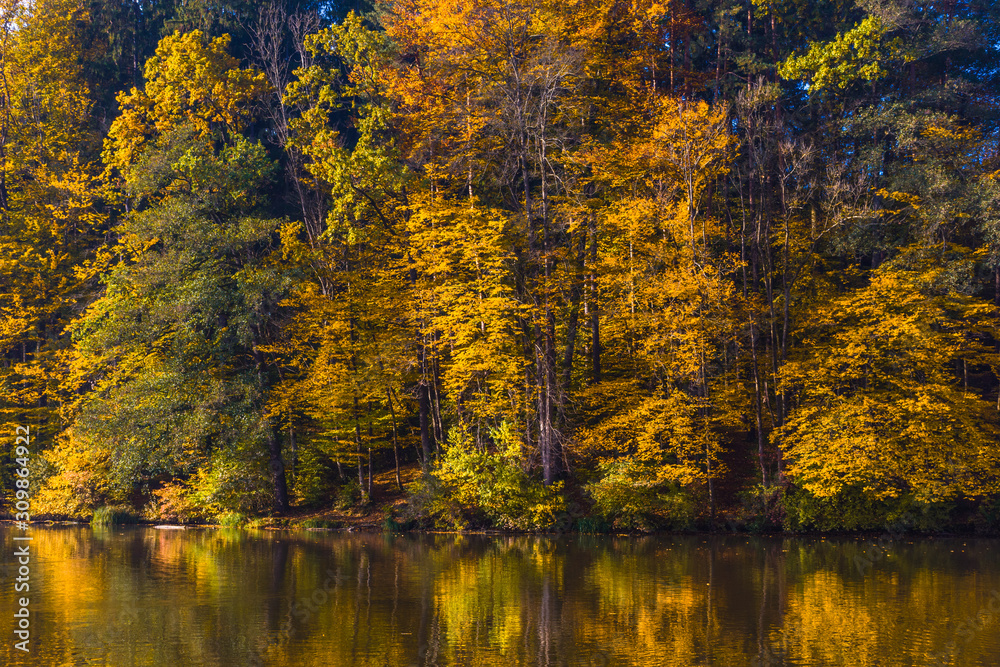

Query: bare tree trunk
<box><xmin>387</xmin><ymin>387</ymin><xmax>402</xmax><ymax>491</ymax></box>
<box><xmin>430</xmin><ymin>334</ymin><xmax>445</xmax><ymax>447</ymax></box>
<box><xmin>589</xmin><ymin>222</ymin><xmax>601</xmax><ymax>384</ymax></box>
<box><xmin>750</xmin><ymin>321</ymin><xmax>767</xmax><ymax>486</ymax></box>
<box><xmin>562</xmin><ymin>232</ymin><xmax>588</xmax><ymax>388</ymax></box>
<box><xmin>267</xmin><ymin>428</ymin><xmax>288</xmax><ymax>513</ymax></box>
<box><xmin>545</xmin><ymin>306</ymin><xmax>558</xmax><ymax>485</ymax></box>
<box><xmin>353</xmin><ymin>396</ymin><xmax>364</xmax><ymax>491</ymax></box>
<box><xmin>288</xmin><ymin>421</ymin><xmax>296</xmax><ymax>487</ymax></box>
<box><xmin>537</xmin><ymin>338</ymin><xmax>551</xmax><ymax>484</ymax></box>
<box><xmin>252</xmin><ymin>344</ymin><xmax>288</xmax><ymax>512</ymax></box>
<box><xmin>418</xmin><ymin>381</ymin><xmax>432</xmax><ymax>471</ymax></box>
<box><xmin>995</xmin><ymin>265</ymin><xmax>999</xmax><ymax>307</ymax></box>
<box><xmin>0</xmin><ymin>8</ymin><xmax>13</xmax><ymax>217</ymax></box>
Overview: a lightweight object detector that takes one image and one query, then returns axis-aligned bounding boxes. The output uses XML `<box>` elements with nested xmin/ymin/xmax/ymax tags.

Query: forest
<box><xmin>1</xmin><ymin>0</ymin><xmax>999</xmax><ymax>532</ymax></box>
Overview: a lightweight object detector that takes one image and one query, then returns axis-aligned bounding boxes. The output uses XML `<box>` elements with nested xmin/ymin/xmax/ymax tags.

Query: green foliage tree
<box><xmin>44</xmin><ymin>31</ymin><xmax>294</xmax><ymax>515</ymax></box>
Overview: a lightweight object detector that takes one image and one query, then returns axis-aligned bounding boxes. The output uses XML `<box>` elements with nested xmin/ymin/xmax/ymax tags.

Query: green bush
<box><xmin>214</xmin><ymin>512</ymin><xmax>269</xmax><ymax>528</ymax></box>
<box><xmin>404</xmin><ymin>472</ymin><xmax>465</xmax><ymax>529</ymax></box>
<box><xmin>406</xmin><ymin>424</ymin><xmax>566</xmax><ymax>531</ymax></box>
<box><xmin>974</xmin><ymin>498</ymin><xmax>1000</xmax><ymax>535</ymax></box>
<box><xmin>736</xmin><ymin>484</ymin><xmax>786</xmax><ymax>532</ymax></box>
<box><xmin>299</xmin><ymin>518</ymin><xmax>339</xmax><ymax>529</ymax></box>
<box><xmin>783</xmin><ymin>485</ymin><xmax>954</xmax><ymax>532</ymax></box>
<box><xmin>335</xmin><ymin>478</ymin><xmax>364</xmax><ymax>510</ymax></box>
<box><xmin>586</xmin><ymin>460</ymin><xmax>695</xmax><ymax>532</ymax></box>
<box><xmin>216</xmin><ymin>511</ymin><xmax>248</xmax><ymax>527</ymax></box>
<box><xmin>382</xmin><ymin>511</ymin><xmax>401</xmax><ymax>532</ymax></box>
<box><xmin>91</xmin><ymin>506</ymin><xmax>140</xmax><ymax>527</ymax></box>
<box><xmin>291</xmin><ymin>447</ymin><xmax>336</xmax><ymax>507</ymax></box>
<box><xmin>575</xmin><ymin>516</ymin><xmax>611</xmax><ymax>534</ymax></box>
<box><xmin>188</xmin><ymin>452</ymin><xmax>275</xmax><ymax>516</ymax></box>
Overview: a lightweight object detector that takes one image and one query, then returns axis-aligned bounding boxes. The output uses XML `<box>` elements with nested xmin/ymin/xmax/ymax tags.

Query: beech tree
<box><xmin>0</xmin><ymin>0</ymin><xmax>109</xmax><ymax>507</ymax></box>
<box><xmin>779</xmin><ymin>245</ymin><xmax>1000</xmax><ymax>501</ymax></box>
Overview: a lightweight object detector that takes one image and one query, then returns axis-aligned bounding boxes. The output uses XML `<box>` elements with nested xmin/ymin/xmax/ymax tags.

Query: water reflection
<box><xmin>0</xmin><ymin>528</ymin><xmax>998</xmax><ymax>666</ymax></box>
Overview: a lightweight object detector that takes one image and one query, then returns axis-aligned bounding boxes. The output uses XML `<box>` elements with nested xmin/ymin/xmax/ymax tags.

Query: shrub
<box><xmin>291</xmin><ymin>447</ymin><xmax>336</xmax><ymax>507</ymax></box>
<box><xmin>404</xmin><ymin>472</ymin><xmax>465</xmax><ymax>529</ymax></box>
<box><xmin>783</xmin><ymin>485</ymin><xmax>954</xmax><ymax>532</ymax></box>
<box><xmin>145</xmin><ymin>482</ymin><xmax>201</xmax><ymax>524</ymax></box>
<box><xmin>187</xmin><ymin>452</ymin><xmax>274</xmax><ymax>516</ymax></box>
<box><xmin>406</xmin><ymin>424</ymin><xmax>566</xmax><ymax>531</ymax></box>
<box><xmin>587</xmin><ymin>459</ymin><xmax>695</xmax><ymax>532</ymax></box>
<box><xmin>298</xmin><ymin>518</ymin><xmax>338</xmax><ymax>529</ymax></box>
<box><xmin>736</xmin><ymin>484</ymin><xmax>786</xmax><ymax>532</ymax></box>
<box><xmin>974</xmin><ymin>498</ymin><xmax>1000</xmax><ymax>535</ymax></box>
<box><xmin>216</xmin><ymin>511</ymin><xmax>248</xmax><ymax>527</ymax></box>
<box><xmin>32</xmin><ymin>436</ymin><xmax>111</xmax><ymax>520</ymax></box>
<box><xmin>91</xmin><ymin>506</ymin><xmax>140</xmax><ymax>526</ymax></box>
<box><xmin>575</xmin><ymin>516</ymin><xmax>611</xmax><ymax>534</ymax></box>
<box><xmin>335</xmin><ymin>478</ymin><xmax>364</xmax><ymax>510</ymax></box>
<box><xmin>382</xmin><ymin>510</ymin><xmax>401</xmax><ymax>532</ymax></box>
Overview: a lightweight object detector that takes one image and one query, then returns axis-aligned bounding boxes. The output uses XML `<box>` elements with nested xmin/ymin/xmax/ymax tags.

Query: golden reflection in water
<box><xmin>0</xmin><ymin>528</ymin><xmax>998</xmax><ymax>666</ymax></box>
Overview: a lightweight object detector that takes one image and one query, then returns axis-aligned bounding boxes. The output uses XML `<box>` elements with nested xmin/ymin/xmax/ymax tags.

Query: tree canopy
<box><xmin>2</xmin><ymin>0</ymin><xmax>999</xmax><ymax>531</ymax></box>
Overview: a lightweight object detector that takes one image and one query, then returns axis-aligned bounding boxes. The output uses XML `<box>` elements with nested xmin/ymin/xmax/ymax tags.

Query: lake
<box><xmin>1</xmin><ymin>526</ymin><xmax>998</xmax><ymax>665</ymax></box>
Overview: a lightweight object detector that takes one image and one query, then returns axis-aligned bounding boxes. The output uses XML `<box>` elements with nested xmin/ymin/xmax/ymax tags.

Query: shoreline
<box><xmin>0</xmin><ymin>517</ymin><xmax>988</xmax><ymax>539</ymax></box>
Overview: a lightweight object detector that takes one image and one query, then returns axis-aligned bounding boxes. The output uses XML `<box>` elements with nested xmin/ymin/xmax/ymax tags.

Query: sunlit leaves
<box><xmin>778</xmin><ymin>246</ymin><xmax>1000</xmax><ymax>501</ymax></box>
<box><xmin>104</xmin><ymin>30</ymin><xmax>267</xmax><ymax>176</ymax></box>
<box><xmin>779</xmin><ymin>16</ymin><xmax>907</xmax><ymax>92</ymax></box>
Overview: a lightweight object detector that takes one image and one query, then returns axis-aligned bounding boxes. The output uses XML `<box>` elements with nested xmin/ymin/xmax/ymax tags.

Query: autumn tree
<box><xmin>778</xmin><ymin>245</ymin><xmax>1000</xmax><ymax>504</ymax></box>
<box><xmin>44</xmin><ymin>31</ymin><xmax>295</xmax><ymax>514</ymax></box>
<box><xmin>0</xmin><ymin>0</ymin><xmax>110</xmax><ymax>508</ymax></box>
<box><xmin>577</xmin><ymin>95</ymin><xmax>742</xmax><ymax>521</ymax></box>
<box><xmin>275</xmin><ymin>13</ymin><xmax>418</xmax><ymax>501</ymax></box>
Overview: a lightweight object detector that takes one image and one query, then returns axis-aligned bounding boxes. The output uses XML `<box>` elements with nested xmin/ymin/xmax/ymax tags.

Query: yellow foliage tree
<box><xmin>580</xmin><ymin>95</ymin><xmax>741</xmax><ymax>516</ymax></box>
<box><xmin>104</xmin><ymin>30</ymin><xmax>266</xmax><ymax>176</ymax></box>
<box><xmin>778</xmin><ymin>245</ymin><xmax>1000</xmax><ymax>502</ymax></box>
<box><xmin>0</xmin><ymin>0</ymin><xmax>108</xmax><ymax>471</ymax></box>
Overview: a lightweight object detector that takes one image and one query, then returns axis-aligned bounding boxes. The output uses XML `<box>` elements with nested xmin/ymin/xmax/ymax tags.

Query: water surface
<box><xmin>1</xmin><ymin>526</ymin><xmax>998</xmax><ymax>665</ymax></box>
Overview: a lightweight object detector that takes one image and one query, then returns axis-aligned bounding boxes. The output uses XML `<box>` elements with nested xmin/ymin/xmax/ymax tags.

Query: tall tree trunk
<box><xmin>562</xmin><ymin>232</ymin><xmax>588</xmax><ymax>388</ymax></box>
<box><xmin>253</xmin><ymin>346</ymin><xmax>288</xmax><ymax>512</ymax></box>
<box><xmin>994</xmin><ymin>265</ymin><xmax>999</xmax><ymax>307</ymax></box>
<box><xmin>353</xmin><ymin>396</ymin><xmax>364</xmax><ymax>491</ymax></box>
<box><xmin>545</xmin><ymin>304</ymin><xmax>558</xmax><ymax>485</ymax></box>
<box><xmin>750</xmin><ymin>320</ymin><xmax>767</xmax><ymax>486</ymax></box>
<box><xmin>288</xmin><ymin>421</ymin><xmax>296</xmax><ymax>488</ymax></box>
<box><xmin>387</xmin><ymin>387</ymin><xmax>402</xmax><ymax>491</ymax></box>
<box><xmin>537</xmin><ymin>337</ymin><xmax>552</xmax><ymax>485</ymax></box>
<box><xmin>418</xmin><ymin>381</ymin><xmax>432</xmax><ymax>471</ymax></box>
<box><xmin>430</xmin><ymin>334</ymin><xmax>445</xmax><ymax>447</ymax></box>
<box><xmin>367</xmin><ymin>402</ymin><xmax>374</xmax><ymax>497</ymax></box>
<box><xmin>267</xmin><ymin>429</ymin><xmax>289</xmax><ymax>513</ymax></box>
<box><xmin>589</xmin><ymin>221</ymin><xmax>601</xmax><ymax>384</ymax></box>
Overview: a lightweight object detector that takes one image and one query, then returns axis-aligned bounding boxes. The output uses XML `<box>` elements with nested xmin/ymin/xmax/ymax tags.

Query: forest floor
<box><xmin>279</xmin><ymin>462</ymin><xmax>424</xmax><ymax>531</ymax></box>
